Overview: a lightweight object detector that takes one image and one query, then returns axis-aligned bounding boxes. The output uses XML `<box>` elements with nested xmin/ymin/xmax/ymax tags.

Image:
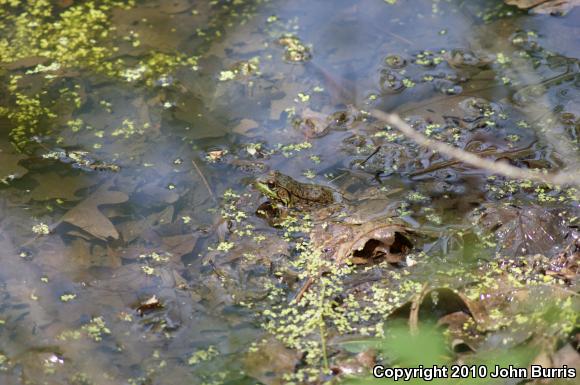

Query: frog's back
<box><xmin>293</xmin><ymin>182</ymin><xmax>334</xmax><ymax>203</ymax></box>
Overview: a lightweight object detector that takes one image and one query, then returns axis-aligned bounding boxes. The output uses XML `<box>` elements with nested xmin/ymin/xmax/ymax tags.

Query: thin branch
<box><xmin>370</xmin><ymin>110</ymin><xmax>580</xmax><ymax>187</ymax></box>
<box><xmin>409</xmin><ymin>283</ymin><xmax>429</xmax><ymax>335</ymax></box>
<box><xmin>191</xmin><ymin>159</ymin><xmax>217</xmax><ymax>203</ymax></box>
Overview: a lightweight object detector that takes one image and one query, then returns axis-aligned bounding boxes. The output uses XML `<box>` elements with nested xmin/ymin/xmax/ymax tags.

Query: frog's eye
<box><xmin>267</xmin><ymin>181</ymin><xmax>276</xmax><ymax>189</ymax></box>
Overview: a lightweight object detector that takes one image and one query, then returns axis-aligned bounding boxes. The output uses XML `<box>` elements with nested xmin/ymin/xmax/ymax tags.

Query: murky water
<box><xmin>0</xmin><ymin>0</ymin><xmax>578</xmax><ymax>384</ymax></box>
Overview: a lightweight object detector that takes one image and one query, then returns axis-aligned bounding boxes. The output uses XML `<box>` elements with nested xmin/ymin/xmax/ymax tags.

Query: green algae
<box><xmin>0</xmin><ymin>0</ymin><xmax>199</xmax><ymax>150</ymax></box>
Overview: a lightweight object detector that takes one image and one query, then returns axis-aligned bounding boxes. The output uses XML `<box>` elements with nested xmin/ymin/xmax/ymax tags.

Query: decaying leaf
<box><xmin>546</xmin><ymin>236</ymin><xmax>579</xmax><ymax>282</ymax></box>
<box><xmin>136</xmin><ymin>295</ymin><xmax>163</xmax><ymax>316</ymax></box>
<box><xmin>472</xmin><ymin>204</ymin><xmax>571</xmax><ymax>257</ymax></box>
<box><xmin>161</xmin><ymin>233</ymin><xmax>198</xmax><ymax>259</ymax></box>
<box><xmin>29</xmin><ymin>172</ymin><xmax>95</xmax><ymax>201</ymax></box>
<box><xmin>389</xmin><ymin>288</ymin><xmax>490</xmax><ymax>352</ymax></box>
<box><xmin>233</xmin><ymin>118</ymin><xmax>259</xmax><ymax>135</ymax></box>
<box><xmin>0</xmin><ymin>143</ymin><xmax>28</xmax><ymax>182</ymax></box>
<box><xmin>294</xmin><ymin>108</ymin><xmax>331</xmax><ymax>138</ymax></box>
<box><xmin>314</xmin><ymin>220</ymin><xmax>413</xmax><ymax>265</ymax></box>
<box><xmin>2</xmin><ymin>55</ymin><xmax>50</xmax><ymax>70</ymax></box>
<box><xmin>505</xmin><ymin>0</ymin><xmax>580</xmax><ymax>14</ymax></box>
<box><xmin>117</xmin><ymin>206</ymin><xmax>175</xmax><ymax>243</ymax></box>
<box><xmin>60</xmin><ymin>181</ymin><xmax>128</xmax><ymax>240</ymax></box>
<box><xmin>243</xmin><ymin>337</ymin><xmax>301</xmax><ymax>385</ymax></box>
<box><xmin>551</xmin><ymin>343</ymin><xmax>580</xmax><ymax>372</ymax></box>
<box><xmin>330</xmin><ymin>349</ymin><xmax>377</xmax><ymax>376</ymax></box>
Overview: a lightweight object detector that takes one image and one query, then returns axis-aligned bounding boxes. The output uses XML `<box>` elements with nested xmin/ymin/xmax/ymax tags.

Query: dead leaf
<box><xmin>68</xmin><ymin>238</ymin><xmax>122</xmax><ymax>269</ymax></box>
<box><xmin>161</xmin><ymin>233</ymin><xmax>197</xmax><ymax>259</ymax></box>
<box><xmin>551</xmin><ymin>344</ymin><xmax>580</xmax><ymax>371</ymax></box>
<box><xmin>117</xmin><ymin>206</ymin><xmax>175</xmax><ymax>243</ymax></box>
<box><xmin>391</xmin><ymin>288</ymin><xmax>490</xmax><ymax>331</ymax></box>
<box><xmin>2</xmin><ymin>56</ymin><xmax>50</xmax><ymax>70</ymax></box>
<box><xmin>233</xmin><ymin>118</ymin><xmax>259</xmax><ymax>135</ymax></box>
<box><xmin>29</xmin><ymin>172</ymin><xmax>94</xmax><ymax>201</ymax></box>
<box><xmin>0</xmin><ymin>144</ymin><xmax>28</xmax><ymax>182</ymax></box>
<box><xmin>329</xmin><ymin>221</ymin><xmax>412</xmax><ymax>265</ymax></box>
<box><xmin>243</xmin><ymin>337</ymin><xmax>301</xmax><ymax>385</ymax></box>
<box><xmin>505</xmin><ymin>0</ymin><xmax>580</xmax><ymax>14</ymax></box>
<box><xmin>60</xmin><ymin>182</ymin><xmax>128</xmax><ymax>240</ymax></box>
<box><xmin>156</xmin><ymin>0</ymin><xmax>192</xmax><ymax>14</ymax></box>
<box><xmin>473</xmin><ymin>204</ymin><xmax>570</xmax><ymax>257</ymax></box>
<box><xmin>505</xmin><ymin>0</ymin><xmax>547</xmax><ymax>9</ymax></box>
<box><xmin>136</xmin><ymin>295</ymin><xmax>163</xmax><ymax>316</ymax></box>
<box><xmin>294</xmin><ymin>108</ymin><xmax>331</xmax><ymax>138</ymax></box>
<box><xmin>331</xmin><ymin>350</ymin><xmax>377</xmax><ymax>376</ymax></box>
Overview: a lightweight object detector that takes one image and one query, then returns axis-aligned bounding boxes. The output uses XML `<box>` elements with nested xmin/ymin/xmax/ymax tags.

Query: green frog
<box><xmin>254</xmin><ymin>171</ymin><xmax>335</xmax><ymax>208</ymax></box>
<box><xmin>254</xmin><ymin>170</ymin><xmax>402</xmax><ymax>226</ymax></box>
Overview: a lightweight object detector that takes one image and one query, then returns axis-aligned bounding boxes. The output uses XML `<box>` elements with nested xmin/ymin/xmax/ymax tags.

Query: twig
<box><xmin>359</xmin><ymin>145</ymin><xmax>382</xmax><ymax>167</ymax></box>
<box><xmin>370</xmin><ymin>110</ymin><xmax>580</xmax><ymax>187</ymax></box>
<box><xmin>293</xmin><ymin>276</ymin><xmax>315</xmax><ymax>303</ymax></box>
<box><xmin>410</xmin><ymin>141</ymin><xmax>536</xmax><ymax>177</ymax></box>
<box><xmin>191</xmin><ymin>159</ymin><xmax>217</xmax><ymax>203</ymax></box>
<box><xmin>318</xmin><ymin>280</ymin><xmax>330</xmax><ymax>374</ymax></box>
<box><xmin>385</xmin><ymin>30</ymin><xmax>414</xmax><ymax>46</ymax></box>
<box><xmin>409</xmin><ymin>283</ymin><xmax>429</xmax><ymax>335</ymax></box>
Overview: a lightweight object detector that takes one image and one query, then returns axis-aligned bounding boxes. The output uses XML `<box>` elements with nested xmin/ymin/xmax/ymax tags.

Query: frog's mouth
<box><xmin>254</xmin><ymin>180</ymin><xmax>278</xmax><ymax>201</ymax></box>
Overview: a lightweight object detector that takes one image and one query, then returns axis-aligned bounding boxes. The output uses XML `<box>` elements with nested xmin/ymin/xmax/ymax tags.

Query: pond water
<box><xmin>0</xmin><ymin>0</ymin><xmax>579</xmax><ymax>384</ymax></box>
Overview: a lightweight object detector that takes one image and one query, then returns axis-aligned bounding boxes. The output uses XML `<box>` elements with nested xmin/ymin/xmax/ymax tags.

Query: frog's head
<box><xmin>254</xmin><ymin>171</ymin><xmax>292</xmax><ymax>206</ymax></box>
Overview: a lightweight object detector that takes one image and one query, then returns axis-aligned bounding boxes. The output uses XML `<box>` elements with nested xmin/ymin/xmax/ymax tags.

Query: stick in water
<box><xmin>370</xmin><ymin>110</ymin><xmax>580</xmax><ymax>187</ymax></box>
<box><xmin>192</xmin><ymin>159</ymin><xmax>217</xmax><ymax>203</ymax></box>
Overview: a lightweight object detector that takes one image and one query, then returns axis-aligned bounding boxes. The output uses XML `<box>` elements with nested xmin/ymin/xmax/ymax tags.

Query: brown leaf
<box><xmin>390</xmin><ymin>288</ymin><xmax>490</xmax><ymax>331</ymax></box>
<box><xmin>551</xmin><ymin>344</ymin><xmax>580</xmax><ymax>370</ymax></box>
<box><xmin>244</xmin><ymin>337</ymin><xmax>301</xmax><ymax>385</ymax></box>
<box><xmin>117</xmin><ymin>206</ymin><xmax>175</xmax><ymax>243</ymax></box>
<box><xmin>2</xmin><ymin>56</ymin><xmax>50</xmax><ymax>70</ymax></box>
<box><xmin>29</xmin><ymin>172</ymin><xmax>95</xmax><ymax>201</ymax></box>
<box><xmin>233</xmin><ymin>118</ymin><xmax>259</xmax><ymax>135</ymax></box>
<box><xmin>60</xmin><ymin>182</ymin><xmax>128</xmax><ymax>240</ymax></box>
<box><xmin>136</xmin><ymin>295</ymin><xmax>163</xmax><ymax>316</ymax></box>
<box><xmin>473</xmin><ymin>204</ymin><xmax>569</xmax><ymax>257</ymax></box>
<box><xmin>506</xmin><ymin>0</ymin><xmax>580</xmax><ymax>14</ymax></box>
<box><xmin>161</xmin><ymin>234</ymin><xmax>198</xmax><ymax>259</ymax></box>
<box><xmin>506</xmin><ymin>0</ymin><xmax>551</xmax><ymax>8</ymax></box>
<box><xmin>332</xmin><ymin>221</ymin><xmax>412</xmax><ymax>265</ymax></box>
<box><xmin>0</xmin><ymin>143</ymin><xmax>28</xmax><ymax>181</ymax></box>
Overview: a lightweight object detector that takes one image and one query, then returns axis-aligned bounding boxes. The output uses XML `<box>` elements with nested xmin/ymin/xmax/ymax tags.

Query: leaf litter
<box><xmin>1</xmin><ymin>0</ymin><xmax>580</xmax><ymax>384</ymax></box>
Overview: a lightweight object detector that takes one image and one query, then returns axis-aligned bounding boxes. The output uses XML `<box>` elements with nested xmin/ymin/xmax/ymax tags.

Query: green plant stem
<box><xmin>318</xmin><ymin>281</ymin><xmax>330</xmax><ymax>373</ymax></box>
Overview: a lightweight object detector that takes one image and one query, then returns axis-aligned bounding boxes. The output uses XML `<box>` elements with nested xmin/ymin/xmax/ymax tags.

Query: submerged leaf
<box><xmin>29</xmin><ymin>172</ymin><xmax>94</xmax><ymax>201</ymax></box>
<box><xmin>60</xmin><ymin>182</ymin><xmax>128</xmax><ymax>240</ymax></box>
<box><xmin>473</xmin><ymin>204</ymin><xmax>570</xmax><ymax>257</ymax></box>
<box><xmin>243</xmin><ymin>337</ymin><xmax>301</xmax><ymax>385</ymax></box>
<box><xmin>0</xmin><ymin>143</ymin><xmax>28</xmax><ymax>182</ymax></box>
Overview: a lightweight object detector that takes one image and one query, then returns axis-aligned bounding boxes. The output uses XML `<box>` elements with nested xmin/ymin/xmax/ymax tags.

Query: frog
<box><xmin>254</xmin><ymin>171</ymin><xmax>335</xmax><ymax>207</ymax></box>
<box><xmin>254</xmin><ymin>170</ymin><xmax>408</xmax><ymax>218</ymax></box>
